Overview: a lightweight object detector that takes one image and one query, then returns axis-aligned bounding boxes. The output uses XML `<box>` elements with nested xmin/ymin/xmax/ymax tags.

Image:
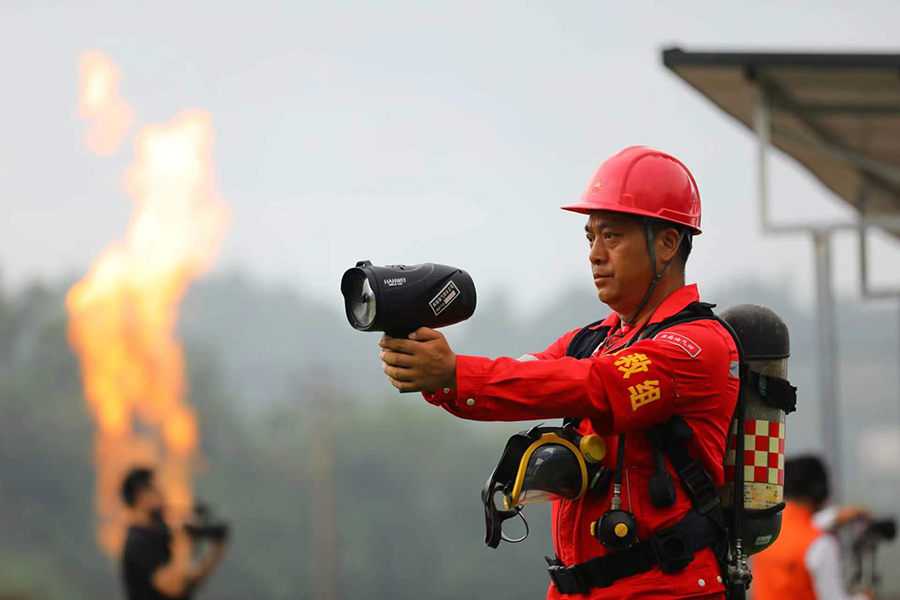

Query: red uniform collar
<box><xmin>589</xmin><ymin>284</ymin><xmax>700</xmax><ymax>331</ymax></box>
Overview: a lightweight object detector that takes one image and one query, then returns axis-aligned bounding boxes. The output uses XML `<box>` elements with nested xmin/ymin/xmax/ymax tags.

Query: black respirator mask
<box><xmin>482</xmin><ymin>424</ymin><xmax>611</xmax><ymax>548</ymax></box>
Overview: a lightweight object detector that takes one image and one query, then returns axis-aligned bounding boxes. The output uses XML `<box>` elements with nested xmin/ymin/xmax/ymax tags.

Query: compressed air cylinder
<box><xmin>717</xmin><ymin>304</ymin><xmax>792</xmax><ymax>555</ymax></box>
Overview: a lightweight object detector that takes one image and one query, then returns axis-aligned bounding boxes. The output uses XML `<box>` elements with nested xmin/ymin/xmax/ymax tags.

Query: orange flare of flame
<box><xmin>78</xmin><ymin>50</ymin><xmax>134</xmax><ymax>156</ymax></box>
<box><xmin>68</xmin><ymin>55</ymin><xmax>230</xmax><ymax>556</ymax></box>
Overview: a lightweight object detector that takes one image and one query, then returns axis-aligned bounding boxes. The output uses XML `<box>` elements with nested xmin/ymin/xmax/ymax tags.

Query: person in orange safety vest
<box><xmin>752</xmin><ymin>455</ymin><xmax>874</xmax><ymax>600</ymax></box>
<box><xmin>378</xmin><ymin>146</ymin><xmax>739</xmax><ymax>599</ymax></box>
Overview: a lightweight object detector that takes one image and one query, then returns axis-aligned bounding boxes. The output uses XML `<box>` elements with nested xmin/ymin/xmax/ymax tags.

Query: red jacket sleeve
<box><xmin>421</xmin><ymin>327</ymin><xmax>580</xmax><ymax>411</ymax></box>
<box><xmin>425</xmin><ymin>320</ymin><xmax>737</xmax><ymax>436</ymax></box>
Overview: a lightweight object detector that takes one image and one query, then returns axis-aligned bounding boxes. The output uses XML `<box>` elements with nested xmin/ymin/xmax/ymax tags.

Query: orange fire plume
<box><xmin>67</xmin><ymin>51</ymin><xmax>230</xmax><ymax>555</ymax></box>
<box><xmin>78</xmin><ymin>50</ymin><xmax>134</xmax><ymax>156</ymax></box>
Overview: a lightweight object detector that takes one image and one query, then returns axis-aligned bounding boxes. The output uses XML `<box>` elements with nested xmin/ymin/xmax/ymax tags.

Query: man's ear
<box><xmin>656</xmin><ymin>228</ymin><xmax>681</xmax><ymax>265</ymax></box>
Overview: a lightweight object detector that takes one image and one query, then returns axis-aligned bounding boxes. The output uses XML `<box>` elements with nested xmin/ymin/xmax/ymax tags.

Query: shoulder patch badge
<box><xmin>654</xmin><ymin>331</ymin><xmax>702</xmax><ymax>358</ymax></box>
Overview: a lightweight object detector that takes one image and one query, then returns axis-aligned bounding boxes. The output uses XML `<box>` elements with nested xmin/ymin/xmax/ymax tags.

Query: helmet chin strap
<box><xmin>622</xmin><ymin>220</ymin><xmax>686</xmax><ymax>326</ymax></box>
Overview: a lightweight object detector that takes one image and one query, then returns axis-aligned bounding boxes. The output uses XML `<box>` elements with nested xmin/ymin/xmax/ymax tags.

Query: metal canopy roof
<box><xmin>663</xmin><ymin>48</ymin><xmax>900</xmax><ymax>220</ymax></box>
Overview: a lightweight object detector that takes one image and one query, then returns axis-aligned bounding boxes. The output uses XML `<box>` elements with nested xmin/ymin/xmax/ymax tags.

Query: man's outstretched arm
<box><xmin>379</xmin><ymin>324</ymin><xmax>733</xmax><ymax>435</ymax></box>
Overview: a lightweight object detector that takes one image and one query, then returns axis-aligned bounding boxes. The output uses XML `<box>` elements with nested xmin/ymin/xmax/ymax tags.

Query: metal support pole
<box><xmin>859</xmin><ymin>183</ymin><xmax>870</xmax><ymax>296</ymax></box>
<box><xmin>310</xmin><ymin>372</ymin><xmax>338</xmax><ymax>600</ymax></box>
<box><xmin>813</xmin><ymin>232</ymin><xmax>841</xmax><ymax>500</ymax></box>
<box><xmin>759</xmin><ymin>88</ymin><xmax>843</xmax><ymax>493</ymax></box>
<box><xmin>754</xmin><ymin>89</ymin><xmax>771</xmax><ymax>230</ymax></box>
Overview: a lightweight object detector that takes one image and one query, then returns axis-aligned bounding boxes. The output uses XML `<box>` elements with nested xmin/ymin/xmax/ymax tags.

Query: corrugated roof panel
<box><xmin>664</xmin><ymin>48</ymin><xmax>900</xmax><ymax>218</ymax></box>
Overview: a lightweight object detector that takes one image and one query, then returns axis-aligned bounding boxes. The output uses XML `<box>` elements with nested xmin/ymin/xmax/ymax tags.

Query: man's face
<box><xmin>136</xmin><ymin>483</ymin><xmax>164</xmax><ymax>514</ymax></box>
<box><xmin>585</xmin><ymin>211</ymin><xmax>653</xmax><ymax>313</ymax></box>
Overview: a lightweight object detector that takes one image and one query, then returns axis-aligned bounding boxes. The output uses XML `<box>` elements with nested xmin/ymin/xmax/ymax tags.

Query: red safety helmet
<box><xmin>561</xmin><ymin>146</ymin><xmax>702</xmax><ymax>234</ymax></box>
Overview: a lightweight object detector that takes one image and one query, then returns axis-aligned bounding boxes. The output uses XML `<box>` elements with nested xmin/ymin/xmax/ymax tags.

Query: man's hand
<box><xmin>153</xmin><ymin>531</ymin><xmax>228</xmax><ymax>598</ymax></box>
<box><xmin>835</xmin><ymin>505</ymin><xmax>871</xmax><ymax>527</ymax></box>
<box><xmin>379</xmin><ymin>327</ymin><xmax>457</xmax><ymax>392</ymax></box>
<box><xmin>209</xmin><ymin>537</ymin><xmax>228</xmax><ymax>559</ymax></box>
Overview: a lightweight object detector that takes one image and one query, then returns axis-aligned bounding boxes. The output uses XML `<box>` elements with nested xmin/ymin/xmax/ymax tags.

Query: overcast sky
<box><xmin>2</xmin><ymin>0</ymin><xmax>899</xmax><ymax>317</ymax></box>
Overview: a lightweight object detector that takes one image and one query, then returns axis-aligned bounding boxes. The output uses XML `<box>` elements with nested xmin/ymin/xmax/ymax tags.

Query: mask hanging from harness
<box><xmin>482</xmin><ymin>423</ymin><xmax>611</xmax><ymax>548</ymax></box>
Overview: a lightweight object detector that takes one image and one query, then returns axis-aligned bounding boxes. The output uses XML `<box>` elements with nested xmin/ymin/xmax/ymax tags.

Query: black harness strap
<box><xmin>564</xmin><ymin>301</ymin><xmax>716</xmax><ymax>361</ymax></box>
<box><xmin>748</xmin><ymin>371</ymin><xmax>797</xmax><ymax>414</ymax></box>
<box><xmin>638</xmin><ymin>302</ymin><xmax>716</xmax><ymax>341</ymax></box>
<box><xmin>564</xmin><ymin>322</ymin><xmax>612</xmax><ymax>363</ymax></box>
<box><xmin>547</xmin><ymin>509</ymin><xmax>723</xmax><ymax>594</ymax></box>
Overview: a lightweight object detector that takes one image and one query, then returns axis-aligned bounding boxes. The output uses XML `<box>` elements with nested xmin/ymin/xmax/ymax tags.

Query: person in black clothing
<box><xmin>121</xmin><ymin>468</ymin><xmax>227</xmax><ymax>600</ymax></box>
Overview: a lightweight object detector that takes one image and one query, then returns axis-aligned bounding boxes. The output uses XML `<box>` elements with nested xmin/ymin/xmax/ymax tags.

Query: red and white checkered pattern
<box><xmin>724</xmin><ymin>419</ymin><xmax>785</xmax><ymax>486</ymax></box>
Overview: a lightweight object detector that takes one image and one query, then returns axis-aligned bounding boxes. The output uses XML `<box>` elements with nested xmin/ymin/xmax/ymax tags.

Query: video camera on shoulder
<box><xmin>853</xmin><ymin>516</ymin><xmax>897</xmax><ymax>551</ymax></box>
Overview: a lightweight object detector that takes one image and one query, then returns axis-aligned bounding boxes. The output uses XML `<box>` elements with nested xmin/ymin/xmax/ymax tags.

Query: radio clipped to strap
<box><xmin>647</xmin><ymin>416</ymin><xmax>721</xmax><ymax>516</ymax></box>
<box><xmin>646</xmin><ymin>427</ymin><xmax>678</xmax><ymax>508</ymax></box>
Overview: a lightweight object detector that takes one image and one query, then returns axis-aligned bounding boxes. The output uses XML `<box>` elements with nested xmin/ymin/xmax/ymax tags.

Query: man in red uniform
<box><xmin>379</xmin><ymin>146</ymin><xmax>739</xmax><ymax>599</ymax></box>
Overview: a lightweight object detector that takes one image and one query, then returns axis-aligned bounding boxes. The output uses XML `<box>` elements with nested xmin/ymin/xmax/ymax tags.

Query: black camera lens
<box><xmin>348</xmin><ymin>272</ymin><xmax>377</xmax><ymax>328</ymax></box>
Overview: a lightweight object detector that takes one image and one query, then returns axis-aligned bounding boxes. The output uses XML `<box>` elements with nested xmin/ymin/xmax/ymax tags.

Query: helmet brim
<box><xmin>560</xmin><ymin>201</ymin><xmax>702</xmax><ymax>235</ymax></box>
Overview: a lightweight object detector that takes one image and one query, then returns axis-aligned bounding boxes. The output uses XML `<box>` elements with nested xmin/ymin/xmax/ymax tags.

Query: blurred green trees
<box><xmin>0</xmin><ymin>279</ymin><xmax>551</xmax><ymax>600</ymax></box>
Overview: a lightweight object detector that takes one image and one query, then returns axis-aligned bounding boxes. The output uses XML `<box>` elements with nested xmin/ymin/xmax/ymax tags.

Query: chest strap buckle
<box><xmin>678</xmin><ymin>460</ymin><xmax>719</xmax><ymax>514</ymax></box>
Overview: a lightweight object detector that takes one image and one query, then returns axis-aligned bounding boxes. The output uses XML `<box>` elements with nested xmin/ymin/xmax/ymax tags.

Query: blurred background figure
<box><xmin>120</xmin><ymin>468</ymin><xmax>228</xmax><ymax>600</ymax></box>
<box><xmin>753</xmin><ymin>455</ymin><xmax>894</xmax><ymax>600</ymax></box>
<box><xmin>846</xmin><ymin>514</ymin><xmax>898</xmax><ymax>598</ymax></box>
